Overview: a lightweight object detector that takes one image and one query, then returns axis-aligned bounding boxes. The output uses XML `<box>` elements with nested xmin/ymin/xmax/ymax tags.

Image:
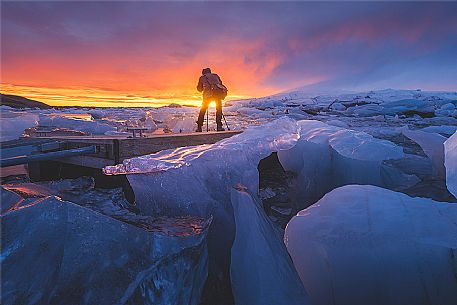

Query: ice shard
<box><xmin>402</xmin><ymin>127</ymin><xmax>447</xmax><ymax>179</ymax></box>
<box><xmin>230</xmin><ymin>187</ymin><xmax>310</xmax><ymax>305</ymax></box>
<box><xmin>277</xmin><ymin>120</ymin><xmax>418</xmax><ymax>207</ymax></box>
<box><xmin>1</xmin><ymin>187</ymin><xmax>210</xmax><ymax>305</ymax></box>
<box><xmin>285</xmin><ymin>185</ymin><xmax>457</xmax><ymax>305</ymax></box>
<box><xmin>445</xmin><ymin>131</ymin><xmax>457</xmax><ymax>198</ymax></box>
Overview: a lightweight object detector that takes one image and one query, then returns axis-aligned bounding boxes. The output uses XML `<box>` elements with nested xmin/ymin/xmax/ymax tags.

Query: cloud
<box><xmin>1</xmin><ymin>1</ymin><xmax>456</xmax><ymax>106</ymax></box>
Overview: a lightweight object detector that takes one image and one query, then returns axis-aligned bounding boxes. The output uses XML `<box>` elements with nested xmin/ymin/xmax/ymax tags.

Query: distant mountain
<box><xmin>1</xmin><ymin>93</ymin><xmax>52</xmax><ymax>109</ymax></box>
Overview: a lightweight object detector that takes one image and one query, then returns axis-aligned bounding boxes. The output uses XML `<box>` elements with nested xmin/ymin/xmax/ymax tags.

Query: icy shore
<box><xmin>2</xmin><ymin>88</ymin><xmax>456</xmax><ymax>142</ymax></box>
<box><xmin>1</xmin><ymin>88</ymin><xmax>457</xmax><ymax>304</ymax></box>
<box><xmin>103</xmin><ymin>116</ymin><xmax>448</xmax><ymax>303</ymax></box>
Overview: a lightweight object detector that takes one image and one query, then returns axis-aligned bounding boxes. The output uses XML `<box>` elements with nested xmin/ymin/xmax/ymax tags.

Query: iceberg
<box><xmin>169</xmin><ymin>117</ymin><xmax>197</xmax><ymax>133</ymax></box>
<box><xmin>277</xmin><ymin>120</ymin><xmax>418</xmax><ymax>207</ymax></box>
<box><xmin>1</xmin><ymin>186</ymin><xmax>210</xmax><ymax>305</ymax></box>
<box><xmin>285</xmin><ymin>185</ymin><xmax>457</xmax><ymax>305</ymax></box>
<box><xmin>230</xmin><ymin>187</ymin><xmax>310</xmax><ymax>305</ymax></box>
<box><xmin>402</xmin><ymin>127</ymin><xmax>447</xmax><ymax>179</ymax></box>
<box><xmin>103</xmin><ymin>117</ymin><xmax>419</xmax><ymax>303</ymax></box>
<box><xmin>420</xmin><ymin>125</ymin><xmax>457</xmax><ymax>136</ymax></box>
<box><xmin>445</xmin><ymin>131</ymin><xmax>457</xmax><ymax>198</ymax></box>
<box><xmin>38</xmin><ymin>114</ymin><xmax>116</xmax><ymax>135</ymax></box>
<box><xmin>0</xmin><ymin>111</ymin><xmax>39</xmax><ymax>141</ymax></box>
<box><xmin>344</xmin><ymin>98</ymin><xmax>435</xmax><ymax>117</ymax></box>
<box><xmin>104</xmin><ymin>118</ymin><xmax>305</xmax><ymax>302</ymax></box>
<box><xmin>0</xmin><ymin>186</ymin><xmax>24</xmax><ymax>214</ymax></box>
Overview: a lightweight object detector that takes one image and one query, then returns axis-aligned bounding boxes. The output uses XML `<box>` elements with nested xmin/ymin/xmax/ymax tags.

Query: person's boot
<box><xmin>196</xmin><ymin>124</ymin><xmax>203</xmax><ymax>132</ymax></box>
<box><xmin>216</xmin><ymin>124</ymin><xmax>225</xmax><ymax>132</ymax></box>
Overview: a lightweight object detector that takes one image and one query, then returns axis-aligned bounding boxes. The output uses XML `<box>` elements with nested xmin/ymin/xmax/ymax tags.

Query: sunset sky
<box><xmin>2</xmin><ymin>1</ymin><xmax>456</xmax><ymax>107</ymax></box>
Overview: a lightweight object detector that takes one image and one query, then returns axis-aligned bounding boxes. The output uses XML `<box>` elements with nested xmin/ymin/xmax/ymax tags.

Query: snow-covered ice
<box><xmin>285</xmin><ymin>185</ymin><xmax>457</xmax><ymax>305</ymax></box>
<box><xmin>2</xmin><ymin>88</ymin><xmax>457</xmax><ymax>304</ymax></box>
<box><xmin>2</xmin><ymin>89</ymin><xmax>456</xmax><ymax>143</ymax></box>
<box><xmin>0</xmin><ymin>110</ymin><xmax>38</xmax><ymax>141</ymax></box>
<box><xmin>38</xmin><ymin>113</ymin><xmax>116</xmax><ymax>134</ymax></box>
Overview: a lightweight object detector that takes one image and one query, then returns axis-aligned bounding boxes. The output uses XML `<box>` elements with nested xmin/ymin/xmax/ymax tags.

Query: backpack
<box><xmin>212</xmin><ymin>83</ymin><xmax>228</xmax><ymax>100</ymax></box>
<box><xmin>206</xmin><ymin>75</ymin><xmax>228</xmax><ymax>100</ymax></box>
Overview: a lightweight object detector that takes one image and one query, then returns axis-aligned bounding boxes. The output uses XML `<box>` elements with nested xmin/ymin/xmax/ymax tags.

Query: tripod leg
<box><xmin>222</xmin><ymin>113</ymin><xmax>230</xmax><ymax>130</ymax></box>
<box><xmin>206</xmin><ymin>108</ymin><xmax>209</xmax><ymax>132</ymax></box>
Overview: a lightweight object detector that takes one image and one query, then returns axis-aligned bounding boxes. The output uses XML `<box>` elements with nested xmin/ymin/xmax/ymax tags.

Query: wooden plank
<box><xmin>118</xmin><ymin>131</ymin><xmax>242</xmax><ymax>159</ymax></box>
<box><xmin>0</xmin><ymin>140</ymin><xmax>62</xmax><ymax>158</ymax></box>
<box><xmin>1</xmin><ymin>138</ymin><xmax>55</xmax><ymax>149</ymax></box>
<box><xmin>61</xmin><ymin>139</ymin><xmax>115</xmax><ymax>160</ymax></box>
<box><xmin>29</xmin><ymin>130</ymin><xmax>241</xmax><ymax>140</ymax></box>
<box><xmin>15</xmin><ymin>130</ymin><xmax>242</xmax><ymax>169</ymax></box>
<box><xmin>57</xmin><ymin>155</ymin><xmax>115</xmax><ymax>168</ymax></box>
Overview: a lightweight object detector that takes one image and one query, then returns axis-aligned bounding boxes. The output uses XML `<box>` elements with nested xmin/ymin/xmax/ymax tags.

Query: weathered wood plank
<box><xmin>58</xmin><ymin>155</ymin><xmax>115</xmax><ymax>168</ymax></box>
<box><xmin>8</xmin><ymin>130</ymin><xmax>242</xmax><ymax>169</ymax></box>
<box><xmin>118</xmin><ymin>131</ymin><xmax>241</xmax><ymax>159</ymax></box>
<box><xmin>16</xmin><ymin>130</ymin><xmax>242</xmax><ymax>169</ymax></box>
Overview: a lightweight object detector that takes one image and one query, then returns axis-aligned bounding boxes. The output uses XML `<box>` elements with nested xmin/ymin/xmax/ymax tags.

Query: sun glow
<box><xmin>1</xmin><ymin>83</ymin><xmax>253</xmax><ymax>108</ymax></box>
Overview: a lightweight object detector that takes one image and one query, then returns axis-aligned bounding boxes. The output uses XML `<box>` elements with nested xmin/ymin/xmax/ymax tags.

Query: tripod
<box><xmin>222</xmin><ymin>112</ymin><xmax>230</xmax><ymax>130</ymax></box>
<box><xmin>204</xmin><ymin>110</ymin><xmax>230</xmax><ymax>131</ymax></box>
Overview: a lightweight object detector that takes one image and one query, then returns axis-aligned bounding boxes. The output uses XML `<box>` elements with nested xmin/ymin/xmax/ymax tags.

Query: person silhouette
<box><xmin>196</xmin><ymin>67</ymin><xmax>227</xmax><ymax>132</ymax></box>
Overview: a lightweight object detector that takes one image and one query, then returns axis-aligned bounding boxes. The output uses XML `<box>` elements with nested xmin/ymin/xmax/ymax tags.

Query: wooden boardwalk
<box><xmin>1</xmin><ymin>131</ymin><xmax>241</xmax><ymax>197</ymax></box>
<box><xmin>10</xmin><ymin>130</ymin><xmax>242</xmax><ymax>169</ymax></box>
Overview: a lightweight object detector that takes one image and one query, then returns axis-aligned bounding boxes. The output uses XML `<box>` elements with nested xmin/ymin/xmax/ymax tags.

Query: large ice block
<box><xmin>230</xmin><ymin>188</ymin><xmax>310</xmax><ymax>305</ymax></box>
<box><xmin>1</xmin><ymin>190</ymin><xmax>210</xmax><ymax>305</ymax></box>
<box><xmin>278</xmin><ymin>120</ymin><xmax>417</xmax><ymax>207</ymax></box>
<box><xmin>285</xmin><ymin>185</ymin><xmax>457</xmax><ymax>305</ymax></box>
<box><xmin>104</xmin><ymin>118</ymin><xmax>304</xmax><ymax>302</ymax></box>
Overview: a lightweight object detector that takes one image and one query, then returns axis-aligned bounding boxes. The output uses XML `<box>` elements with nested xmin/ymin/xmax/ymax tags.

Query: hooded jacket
<box><xmin>197</xmin><ymin>72</ymin><xmax>223</xmax><ymax>98</ymax></box>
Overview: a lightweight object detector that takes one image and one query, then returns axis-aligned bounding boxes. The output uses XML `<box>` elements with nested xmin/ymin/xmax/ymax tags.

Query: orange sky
<box><xmin>1</xmin><ymin>52</ymin><xmax>281</xmax><ymax>107</ymax></box>
<box><xmin>1</xmin><ymin>41</ymin><xmax>284</xmax><ymax>107</ymax></box>
<box><xmin>1</xmin><ymin>20</ymin><xmax>287</xmax><ymax>107</ymax></box>
<box><xmin>0</xmin><ymin>83</ymin><xmax>258</xmax><ymax>108</ymax></box>
<box><xmin>2</xmin><ymin>2</ymin><xmax>455</xmax><ymax>108</ymax></box>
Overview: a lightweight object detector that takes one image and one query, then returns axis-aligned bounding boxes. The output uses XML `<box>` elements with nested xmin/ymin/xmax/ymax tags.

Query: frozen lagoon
<box><xmin>1</xmin><ymin>88</ymin><xmax>457</xmax><ymax>304</ymax></box>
